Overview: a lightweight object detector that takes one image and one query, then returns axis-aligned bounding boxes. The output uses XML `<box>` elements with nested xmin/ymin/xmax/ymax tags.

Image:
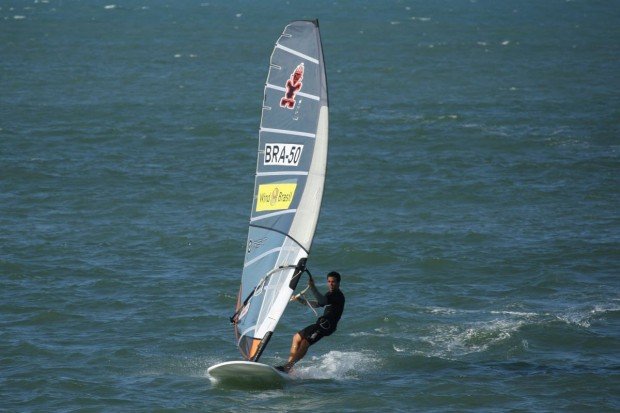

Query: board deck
<box><xmin>208</xmin><ymin>361</ymin><xmax>289</xmax><ymax>388</ymax></box>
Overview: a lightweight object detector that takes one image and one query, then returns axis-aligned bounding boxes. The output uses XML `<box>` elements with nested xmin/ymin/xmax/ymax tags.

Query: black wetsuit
<box><xmin>299</xmin><ymin>289</ymin><xmax>345</xmax><ymax>345</ymax></box>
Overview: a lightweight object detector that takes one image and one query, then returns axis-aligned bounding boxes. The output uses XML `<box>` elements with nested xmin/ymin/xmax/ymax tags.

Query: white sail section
<box><xmin>232</xmin><ymin>20</ymin><xmax>328</xmax><ymax>361</ymax></box>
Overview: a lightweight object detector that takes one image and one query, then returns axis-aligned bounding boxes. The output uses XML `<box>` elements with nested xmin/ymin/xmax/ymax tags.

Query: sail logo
<box><xmin>264</xmin><ymin>143</ymin><xmax>304</xmax><ymax>166</ymax></box>
<box><xmin>247</xmin><ymin>237</ymin><xmax>267</xmax><ymax>253</ymax></box>
<box><xmin>256</xmin><ymin>183</ymin><xmax>297</xmax><ymax>211</ymax></box>
<box><xmin>280</xmin><ymin>63</ymin><xmax>304</xmax><ymax>109</ymax></box>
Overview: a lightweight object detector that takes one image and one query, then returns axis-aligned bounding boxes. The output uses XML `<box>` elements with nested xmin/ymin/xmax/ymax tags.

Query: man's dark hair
<box><xmin>327</xmin><ymin>271</ymin><xmax>341</xmax><ymax>283</ymax></box>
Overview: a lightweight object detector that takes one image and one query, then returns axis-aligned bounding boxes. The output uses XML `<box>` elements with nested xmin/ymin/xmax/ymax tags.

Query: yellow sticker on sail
<box><xmin>256</xmin><ymin>183</ymin><xmax>297</xmax><ymax>212</ymax></box>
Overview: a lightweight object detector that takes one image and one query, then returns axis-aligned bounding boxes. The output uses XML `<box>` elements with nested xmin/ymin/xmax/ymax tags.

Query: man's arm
<box><xmin>290</xmin><ymin>278</ymin><xmax>326</xmax><ymax>307</ymax></box>
<box><xmin>292</xmin><ymin>294</ymin><xmax>320</xmax><ymax>308</ymax></box>
<box><xmin>308</xmin><ymin>278</ymin><xmax>327</xmax><ymax>306</ymax></box>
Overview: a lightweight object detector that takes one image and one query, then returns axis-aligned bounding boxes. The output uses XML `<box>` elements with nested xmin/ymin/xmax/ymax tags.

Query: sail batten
<box><xmin>250</xmin><ymin>209</ymin><xmax>297</xmax><ymax>222</ymax></box>
<box><xmin>260</xmin><ymin>127</ymin><xmax>316</xmax><ymax>138</ymax></box>
<box><xmin>256</xmin><ymin>171</ymin><xmax>309</xmax><ymax>177</ymax></box>
<box><xmin>275</xmin><ymin>44</ymin><xmax>319</xmax><ymax>64</ymax></box>
<box><xmin>243</xmin><ymin>248</ymin><xmax>283</xmax><ymax>268</ymax></box>
<box><xmin>233</xmin><ymin>20</ymin><xmax>328</xmax><ymax>362</ymax></box>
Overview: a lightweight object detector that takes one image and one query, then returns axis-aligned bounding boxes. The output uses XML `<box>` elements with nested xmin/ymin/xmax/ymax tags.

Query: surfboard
<box><xmin>207</xmin><ymin>361</ymin><xmax>289</xmax><ymax>387</ymax></box>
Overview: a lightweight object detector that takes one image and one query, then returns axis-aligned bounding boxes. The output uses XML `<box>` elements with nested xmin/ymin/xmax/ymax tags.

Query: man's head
<box><xmin>326</xmin><ymin>271</ymin><xmax>341</xmax><ymax>292</ymax></box>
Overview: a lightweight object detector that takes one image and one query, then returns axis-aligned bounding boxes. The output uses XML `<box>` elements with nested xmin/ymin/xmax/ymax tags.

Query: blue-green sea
<box><xmin>2</xmin><ymin>1</ymin><xmax>619</xmax><ymax>411</ymax></box>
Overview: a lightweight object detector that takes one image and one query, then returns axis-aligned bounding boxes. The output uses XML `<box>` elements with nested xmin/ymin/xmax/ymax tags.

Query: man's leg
<box><xmin>278</xmin><ymin>333</ymin><xmax>311</xmax><ymax>372</ymax></box>
<box><xmin>288</xmin><ymin>333</ymin><xmax>310</xmax><ymax>364</ymax></box>
<box><xmin>286</xmin><ymin>332</ymin><xmax>302</xmax><ymax>363</ymax></box>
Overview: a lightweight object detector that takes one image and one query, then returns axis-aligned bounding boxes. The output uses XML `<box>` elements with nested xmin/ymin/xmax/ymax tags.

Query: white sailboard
<box><xmin>207</xmin><ymin>361</ymin><xmax>288</xmax><ymax>388</ymax></box>
<box><xmin>208</xmin><ymin>20</ymin><xmax>329</xmax><ymax>384</ymax></box>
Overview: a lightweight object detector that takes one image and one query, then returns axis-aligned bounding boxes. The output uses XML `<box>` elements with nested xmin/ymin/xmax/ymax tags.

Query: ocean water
<box><xmin>1</xmin><ymin>1</ymin><xmax>619</xmax><ymax>411</ymax></box>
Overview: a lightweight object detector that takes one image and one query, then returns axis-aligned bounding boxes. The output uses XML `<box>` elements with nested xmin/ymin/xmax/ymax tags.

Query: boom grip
<box><xmin>288</xmin><ymin>257</ymin><xmax>308</xmax><ymax>290</ymax></box>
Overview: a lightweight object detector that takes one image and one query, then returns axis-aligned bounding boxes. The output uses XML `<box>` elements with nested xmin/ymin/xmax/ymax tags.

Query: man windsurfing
<box><xmin>276</xmin><ymin>271</ymin><xmax>345</xmax><ymax>373</ymax></box>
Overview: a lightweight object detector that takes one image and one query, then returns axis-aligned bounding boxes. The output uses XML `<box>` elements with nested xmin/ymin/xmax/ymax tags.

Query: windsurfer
<box><xmin>276</xmin><ymin>271</ymin><xmax>345</xmax><ymax>373</ymax></box>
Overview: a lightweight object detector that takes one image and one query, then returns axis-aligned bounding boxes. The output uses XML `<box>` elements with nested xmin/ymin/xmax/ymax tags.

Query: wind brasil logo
<box><xmin>264</xmin><ymin>143</ymin><xmax>304</xmax><ymax>166</ymax></box>
<box><xmin>280</xmin><ymin>63</ymin><xmax>304</xmax><ymax>109</ymax></box>
<box><xmin>255</xmin><ymin>182</ymin><xmax>297</xmax><ymax>212</ymax></box>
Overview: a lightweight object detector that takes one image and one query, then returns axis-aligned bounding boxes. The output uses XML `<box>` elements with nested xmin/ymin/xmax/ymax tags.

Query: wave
<box><xmin>291</xmin><ymin>350</ymin><xmax>378</xmax><ymax>381</ymax></box>
<box><xmin>345</xmin><ymin>302</ymin><xmax>619</xmax><ymax>361</ymax></box>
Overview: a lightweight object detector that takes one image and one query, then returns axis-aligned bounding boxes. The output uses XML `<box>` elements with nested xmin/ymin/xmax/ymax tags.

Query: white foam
<box><xmin>428</xmin><ymin>306</ymin><xmax>458</xmax><ymax>315</ymax></box>
<box><xmin>421</xmin><ymin>317</ymin><xmax>526</xmax><ymax>358</ymax></box>
<box><xmin>490</xmin><ymin>310</ymin><xmax>538</xmax><ymax>318</ymax></box>
<box><xmin>293</xmin><ymin>350</ymin><xmax>377</xmax><ymax>380</ymax></box>
<box><xmin>592</xmin><ymin>303</ymin><xmax>620</xmax><ymax>315</ymax></box>
<box><xmin>557</xmin><ymin>312</ymin><xmax>590</xmax><ymax>327</ymax></box>
<box><xmin>349</xmin><ymin>331</ymin><xmax>382</xmax><ymax>337</ymax></box>
<box><xmin>393</xmin><ymin>344</ymin><xmax>406</xmax><ymax>353</ymax></box>
<box><xmin>557</xmin><ymin>303</ymin><xmax>620</xmax><ymax>328</ymax></box>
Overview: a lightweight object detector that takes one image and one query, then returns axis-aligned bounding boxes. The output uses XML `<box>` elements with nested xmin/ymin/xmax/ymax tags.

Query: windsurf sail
<box><xmin>231</xmin><ymin>20</ymin><xmax>328</xmax><ymax>362</ymax></box>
